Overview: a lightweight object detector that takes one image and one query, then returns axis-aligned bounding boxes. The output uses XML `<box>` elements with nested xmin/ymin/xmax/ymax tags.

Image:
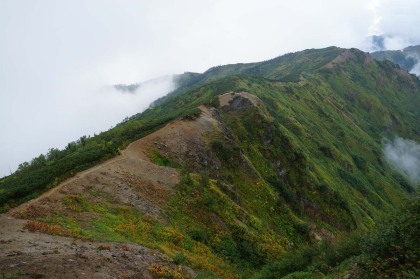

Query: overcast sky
<box><xmin>1</xmin><ymin>0</ymin><xmax>420</xmax><ymax>177</ymax></box>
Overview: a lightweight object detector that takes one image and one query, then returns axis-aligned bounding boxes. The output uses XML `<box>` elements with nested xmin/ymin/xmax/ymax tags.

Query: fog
<box><xmin>1</xmin><ymin>0</ymin><xmax>420</xmax><ymax>177</ymax></box>
<box><xmin>364</xmin><ymin>0</ymin><xmax>420</xmax><ymax>50</ymax></box>
<box><xmin>408</xmin><ymin>55</ymin><xmax>420</xmax><ymax>76</ymax></box>
<box><xmin>383</xmin><ymin>137</ymin><xmax>420</xmax><ymax>184</ymax></box>
<box><xmin>0</xmin><ymin>75</ymin><xmax>175</xmax><ymax>177</ymax></box>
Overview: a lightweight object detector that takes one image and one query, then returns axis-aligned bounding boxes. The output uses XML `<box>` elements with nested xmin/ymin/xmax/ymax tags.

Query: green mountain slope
<box><xmin>1</xmin><ymin>47</ymin><xmax>419</xmax><ymax>278</ymax></box>
<box><xmin>156</xmin><ymin>46</ymin><xmax>343</xmax><ymax>103</ymax></box>
<box><xmin>162</xmin><ymin>47</ymin><xmax>419</xmax><ymax>230</ymax></box>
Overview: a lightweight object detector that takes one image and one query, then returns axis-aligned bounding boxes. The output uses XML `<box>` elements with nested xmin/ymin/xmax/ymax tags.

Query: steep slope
<box><xmin>1</xmin><ymin>47</ymin><xmax>419</xmax><ymax>278</ymax></box>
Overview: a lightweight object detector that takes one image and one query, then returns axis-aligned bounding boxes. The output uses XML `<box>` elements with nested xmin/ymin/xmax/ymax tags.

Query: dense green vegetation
<box><xmin>256</xmin><ymin>190</ymin><xmax>420</xmax><ymax>278</ymax></box>
<box><xmin>1</xmin><ymin>46</ymin><xmax>419</xmax><ymax>277</ymax></box>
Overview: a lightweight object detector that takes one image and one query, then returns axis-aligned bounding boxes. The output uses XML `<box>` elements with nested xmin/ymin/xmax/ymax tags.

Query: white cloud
<box><xmin>368</xmin><ymin>0</ymin><xmax>383</xmax><ymax>36</ymax></box>
<box><xmin>0</xmin><ymin>72</ymin><xmax>175</xmax><ymax>177</ymax></box>
<box><xmin>366</xmin><ymin>0</ymin><xmax>420</xmax><ymax>50</ymax></box>
<box><xmin>409</xmin><ymin>58</ymin><xmax>420</xmax><ymax>76</ymax></box>
<box><xmin>384</xmin><ymin>137</ymin><xmax>420</xmax><ymax>184</ymax></box>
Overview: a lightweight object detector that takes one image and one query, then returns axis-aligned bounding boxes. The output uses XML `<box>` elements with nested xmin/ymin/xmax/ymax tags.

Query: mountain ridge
<box><xmin>1</xmin><ymin>46</ymin><xmax>419</xmax><ymax>278</ymax></box>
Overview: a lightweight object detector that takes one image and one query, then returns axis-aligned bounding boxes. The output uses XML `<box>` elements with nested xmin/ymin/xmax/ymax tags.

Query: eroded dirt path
<box><xmin>0</xmin><ymin>140</ymin><xmax>176</xmax><ymax>278</ymax></box>
<box><xmin>1</xmin><ymin>131</ymin><xmax>180</xmax><ymax>278</ymax></box>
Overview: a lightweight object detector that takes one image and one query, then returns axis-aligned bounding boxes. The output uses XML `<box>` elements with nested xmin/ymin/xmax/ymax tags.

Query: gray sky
<box><xmin>1</xmin><ymin>0</ymin><xmax>420</xmax><ymax>177</ymax></box>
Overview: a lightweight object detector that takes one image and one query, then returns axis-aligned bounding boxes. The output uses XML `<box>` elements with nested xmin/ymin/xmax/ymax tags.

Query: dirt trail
<box><xmin>8</xmin><ymin>157</ymin><xmax>126</xmax><ymax>216</ymax></box>
<box><xmin>0</xmin><ymin>107</ymin><xmax>222</xmax><ymax>278</ymax></box>
<box><xmin>1</xmin><ymin>133</ymin><xmax>177</xmax><ymax>278</ymax></box>
<box><xmin>9</xmin><ymin>123</ymin><xmax>182</xmax><ymax>218</ymax></box>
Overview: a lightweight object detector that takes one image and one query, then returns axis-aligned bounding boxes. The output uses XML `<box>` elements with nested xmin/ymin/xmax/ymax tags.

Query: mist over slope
<box><xmin>0</xmin><ymin>76</ymin><xmax>176</xmax><ymax>178</ymax></box>
<box><xmin>383</xmin><ymin>136</ymin><xmax>420</xmax><ymax>183</ymax></box>
<box><xmin>371</xmin><ymin>44</ymin><xmax>420</xmax><ymax>75</ymax></box>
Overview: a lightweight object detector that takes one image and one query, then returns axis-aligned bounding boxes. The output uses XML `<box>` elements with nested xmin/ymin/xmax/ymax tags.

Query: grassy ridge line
<box><xmin>1</xmin><ymin>46</ymin><xmax>418</xmax><ymax>218</ymax></box>
<box><xmin>152</xmin><ymin>47</ymin><xmax>344</xmax><ymax>107</ymax></box>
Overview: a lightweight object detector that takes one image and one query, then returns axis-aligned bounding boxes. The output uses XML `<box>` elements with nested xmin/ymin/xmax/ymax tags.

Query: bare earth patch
<box><xmin>219</xmin><ymin>91</ymin><xmax>264</xmax><ymax>108</ymax></box>
<box><xmin>0</xmin><ymin>214</ymin><xmax>178</xmax><ymax>279</ymax></box>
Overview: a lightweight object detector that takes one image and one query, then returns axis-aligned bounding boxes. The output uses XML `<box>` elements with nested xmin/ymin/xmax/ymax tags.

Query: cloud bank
<box><xmin>0</xmin><ymin>76</ymin><xmax>175</xmax><ymax>177</ymax></box>
<box><xmin>383</xmin><ymin>136</ymin><xmax>420</xmax><ymax>184</ymax></box>
<box><xmin>366</xmin><ymin>0</ymin><xmax>420</xmax><ymax>50</ymax></box>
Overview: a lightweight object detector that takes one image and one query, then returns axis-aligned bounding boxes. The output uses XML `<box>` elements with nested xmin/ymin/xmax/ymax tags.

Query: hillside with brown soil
<box><xmin>0</xmin><ymin>105</ymin><xmax>228</xmax><ymax>278</ymax></box>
